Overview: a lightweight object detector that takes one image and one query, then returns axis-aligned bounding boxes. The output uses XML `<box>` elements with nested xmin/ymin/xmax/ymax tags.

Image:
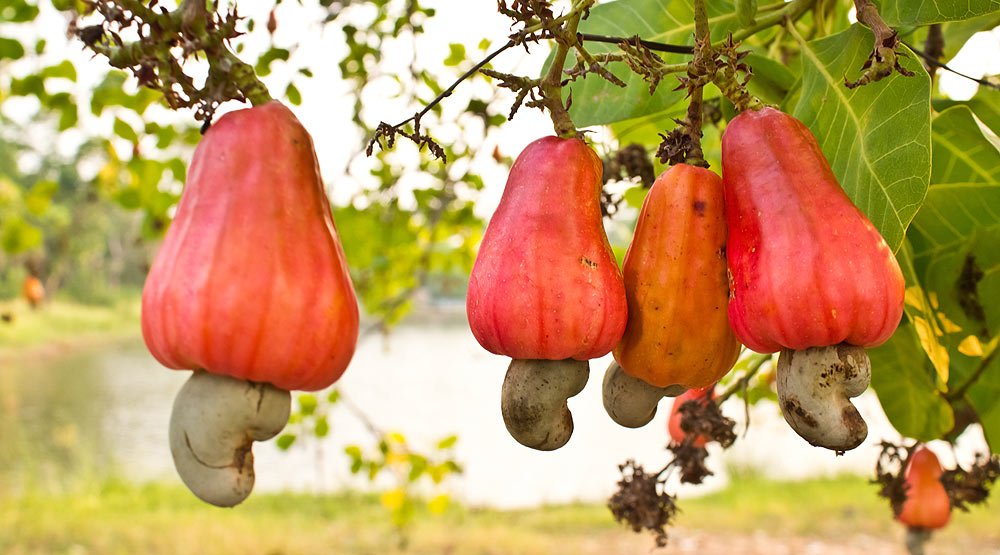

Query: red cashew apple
<box><xmin>898</xmin><ymin>446</ymin><xmax>951</xmax><ymax>530</ymax></box>
<box><xmin>722</xmin><ymin>106</ymin><xmax>905</xmax><ymax>452</ymax></box>
<box><xmin>142</xmin><ymin>101</ymin><xmax>359</xmax><ymax>506</ymax></box>
<box><xmin>467</xmin><ymin>136</ymin><xmax>627</xmax><ymax>451</ymax></box>
<box><xmin>668</xmin><ymin>386</ymin><xmax>714</xmax><ymax>447</ymax></box>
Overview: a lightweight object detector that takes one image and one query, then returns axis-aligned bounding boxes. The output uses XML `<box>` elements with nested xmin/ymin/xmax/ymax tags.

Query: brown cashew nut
<box><xmin>602</xmin><ymin>361</ymin><xmax>686</xmax><ymax>428</ymax></box>
<box><xmin>776</xmin><ymin>344</ymin><xmax>871</xmax><ymax>452</ymax></box>
<box><xmin>501</xmin><ymin>358</ymin><xmax>589</xmax><ymax>451</ymax></box>
<box><xmin>169</xmin><ymin>371</ymin><xmax>291</xmax><ymax>507</ymax></box>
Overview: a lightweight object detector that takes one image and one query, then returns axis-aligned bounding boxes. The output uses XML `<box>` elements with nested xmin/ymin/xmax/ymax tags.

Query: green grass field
<box><xmin>0</xmin><ymin>296</ymin><xmax>141</xmax><ymax>355</ymax></box>
<box><xmin>0</xmin><ymin>475</ymin><xmax>997</xmax><ymax>555</ymax></box>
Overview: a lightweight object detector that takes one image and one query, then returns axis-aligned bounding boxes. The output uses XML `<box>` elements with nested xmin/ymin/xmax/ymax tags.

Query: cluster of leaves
<box><xmin>0</xmin><ymin>0</ymin><xmax>202</xmax><ymax>296</ymax></box>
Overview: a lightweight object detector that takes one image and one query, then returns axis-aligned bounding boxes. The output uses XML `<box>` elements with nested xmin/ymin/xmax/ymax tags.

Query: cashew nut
<box><xmin>501</xmin><ymin>358</ymin><xmax>588</xmax><ymax>451</ymax></box>
<box><xmin>602</xmin><ymin>361</ymin><xmax>687</xmax><ymax>428</ymax></box>
<box><xmin>776</xmin><ymin>344</ymin><xmax>871</xmax><ymax>452</ymax></box>
<box><xmin>169</xmin><ymin>371</ymin><xmax>291</xmax><ymax>507</ymax></box>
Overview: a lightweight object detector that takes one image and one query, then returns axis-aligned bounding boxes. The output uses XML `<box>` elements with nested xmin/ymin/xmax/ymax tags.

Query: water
<box><xmin>0</xmin><ymin>321</ymin><xmax>990</xmax><ymax>508</ymax></box>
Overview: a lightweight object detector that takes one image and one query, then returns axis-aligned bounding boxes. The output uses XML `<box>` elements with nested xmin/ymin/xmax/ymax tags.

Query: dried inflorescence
<box><xmin>72</xmin><ymin>0</ymin><xmax>261</xmax><ymax>126</ymax></box>
<box><xmin>668</xmin><ymin>398</ymin><xmax>736</xmax><ymax>484</ymax></box>
<box><xmin>941</xmin><ymin>453</ymin><xmax>1000</xmax><ymax>511</ymax></box>
<box><xmin>608</xmin><ymin>460</ymin><xmax>678</xmax><ymax>548</ymax></box>
<box><xmin>874</xmin><ymin>440</ymin><xmax>916</xmax><ymax>516</ymax></box>
<box><xmin>600</xmin><ymin>143</ymin><xmax>656</xmax><ymax>216</ymax></box>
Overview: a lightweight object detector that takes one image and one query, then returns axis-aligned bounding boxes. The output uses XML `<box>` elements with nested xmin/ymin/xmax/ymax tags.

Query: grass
<box><xmin>0</xmin><ymin>475</ymin><xmax>997</xmax><ymax>555</ymax></box>
<box><xmin>0</xmin><ymin>295</ymin><xmax>141</xmax><ymax>356</ymax></box>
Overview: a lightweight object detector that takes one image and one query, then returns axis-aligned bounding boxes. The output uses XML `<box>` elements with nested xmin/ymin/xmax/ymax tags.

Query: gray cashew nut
<box><xmin>776</xmin><ymin>344</ymin><xmax>871</xmax><ymax>452</ymax></box>
<box><xmin>501</xmin><ymin>358</ymin><xmax>589</xmax><ymax>451</ymax></box>
<box><xmin>169</xmin><ymin>371</ymin><xmax>291</xmax><ymax>507</ymax></box>
<box><xmin>602</xmin><ymin>361</ymin><xmax>686</xmax><ymax>428</ymax></box>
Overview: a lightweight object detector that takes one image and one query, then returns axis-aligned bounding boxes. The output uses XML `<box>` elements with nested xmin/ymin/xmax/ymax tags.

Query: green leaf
<box><xmin>0</xmin><ymin>216</ymin><xmax>43</xmax><ymax>254</ymax></box>
<box><xmin>0</xmin><ymin>37</ymin><xmax>25</xmax><ymax>61</ymax></box>
<box><xmin>934</xmin><ymin>88</ymin><xmax>1000</xmax><ymax>135</ymax></box>
<box><xmin>561</xmin><ymin>0</ymin><xmax>745</xmax><ymax>127</ymax></box>
<box><xmin>314</xmin><ymin>415</ymin><xmax>329</xmax><ymax>438</ymax></box>
<box><xmin>444</xmin><ymin>43</ymin><xmax>465</xmax><ymax>67</ymax></box>
<box><xmin>745</xmin><ymin>51</ymin><xmax>795</xmax><ymax>105</ymax></box>
<box><xmin>735</xmin><ymin>0</ymin><xmax>757</xmax><ymax>27</ymax></box>
<box><xmin>872</xmin><ymin>0</ymin><xmax>1000</xmax><ymax>26</ymax></box>
<box><xmin>113</xmin><ymin>118</ymin><xmax>139</xmax><ymax>143</ymax></box>
<box><xmin>91</xmin><ymin>72</ymin><xmax>162</xmax><ymax>115</ymax></box>
<box><xmin>275</xmin><ymin>433</ymin><xmax>297</xmax><ymax>450</ymax></box>
<box><xmin>40</xmin><ymin>60</ymin><xmax>77</xmax><ymax>82</ymax></box>
<box><xmin>965</xmin><ymin>352</ymin><xmax>1000</xmax><ymax>452</ymax></box>
<box><xmin>298</xmin><ymin>393</ymin><xmax>318</xmax><ymax>416</ymax></box>
<box><xmin>0</xmin><ymin>2</ymin><xmax>39</xmax><ymax>22</ymax></box>
<box><xmin>928</xmin><ymin>106</ymin><xmax>1000</xmax><ymax>186</ymax></box>
<box><xmin>255</xmin><ymin>47</ymin><xmax>291</xmax><ymax>77</ymax></box>
<box><xmin>435</xmin><ymin>435</ymin><xmax>458</xmax><ymax>450</ymax></box>
<box><xmin>791</xmin><ymin>24</ymin><xmax>931</xmax><ymax>252</ymax></box>
<box><xmin>870</xmin><ymin>322</ymin><xmax>955</xmax><ymax>440</ymax></box>
<box><xmin>24</xmin><ymin>180</ymin><xmax>59</xmax><ymax>216</ymax></box>
<box><xmin>284</xmin><ymin>82</ymin><xmax>302</xmax><ymax>106</ymax></box>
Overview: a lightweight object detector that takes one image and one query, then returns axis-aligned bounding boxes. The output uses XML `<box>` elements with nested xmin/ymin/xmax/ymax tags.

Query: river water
<box><xmin>0</xmin><ymin>317</ymin><xmax>989</xmax><ymax>508</ymax></box>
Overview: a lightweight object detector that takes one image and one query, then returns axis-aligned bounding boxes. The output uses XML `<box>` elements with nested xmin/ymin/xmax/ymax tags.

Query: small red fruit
<box><xmin>23</xmin><ymin>276</ymin><xmax>45</xmax><ymax>309</ymax></box>
<box><xmin>897</xmin><ymin>446</ymin><xmax>951</xmax><ymax>530</ymax></box>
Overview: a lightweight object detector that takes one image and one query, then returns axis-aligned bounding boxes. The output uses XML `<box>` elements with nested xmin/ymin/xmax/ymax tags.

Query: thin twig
<box><xmin>946</xmin><ymin>348</ymin><xmax>999</xmax><ymax>402</ymax></box>
<box><xmin>379</xmin><ymin>39</ymin><xmax>516</xmax><ymax>132</ymax></box>
<box><xmin>715</xmin><ymin>353</ymin><xmax>771</xmax><ymax>404</ymax></box>
<box><xmin>904</xmin><ymin>41</ymin><xmax>1000</xmax><ymax>90</ymax></box>
<box><xmin>578</xmin><ymin>33</ymin><xmax>693</xmax><ymax>54</ymax></box>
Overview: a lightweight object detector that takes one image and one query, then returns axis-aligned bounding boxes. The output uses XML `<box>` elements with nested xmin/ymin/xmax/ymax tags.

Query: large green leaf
<box><xmin>944</xmin><ymin>227</ymin><xmax>1000</xmax><ymax>453</ymax></box>
<box><xmin>934</xmin><ymin>88</ymin><xmax>1000</xmax><ymax>135</ymax></box>
<box><xmin>791</xmin><ymin>24</ymin><xmax>931</xmax><ymax>252</ymax></box>
<box><xmin>929</xmin><ymin>106</ymin><xmax>1000</xmax><ymax>185</ymax></box>
<box><xmin>873</xmin><ymin>0</ymin><xmax>1000</xmax><ymax>26</ymax></box>
<box><xmin>888</xmin><ymin>104</ymin><xmax>1000</xmax><ymax>448</ymax></box>
<box><xmin>870</xmin><ymin>321</ymin><xmax>955</xmax><ymax>441</ymax></box>
<box><xmin>909</xmin><ymin>106</ymin><xmax>1000</xmax><ymax>283</ymax></box>
<box><xmin>566</xmin><ymin>0</ymin><xmax>744</xmax><ymax>127</ymax></box>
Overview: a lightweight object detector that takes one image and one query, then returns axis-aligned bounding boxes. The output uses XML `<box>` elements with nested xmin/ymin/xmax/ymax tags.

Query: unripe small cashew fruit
<box><xmin>776</xmin><ymin>344</ymin><xmax>871</xmax><ymax>452</ymax></box>
<box><xmin>169</xmin><ymin>371</ymin><xmax>291</xmax><ymax>507</ymax></box>
<box><xmin>501</xmin><ymin>359</ymin><xmax>588</xmax><ymax>451</ymax></box>
<box><xmin>602</xmin><ymin>361</ymin><xmax>686</xmax><ymax>428</ymax></box>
